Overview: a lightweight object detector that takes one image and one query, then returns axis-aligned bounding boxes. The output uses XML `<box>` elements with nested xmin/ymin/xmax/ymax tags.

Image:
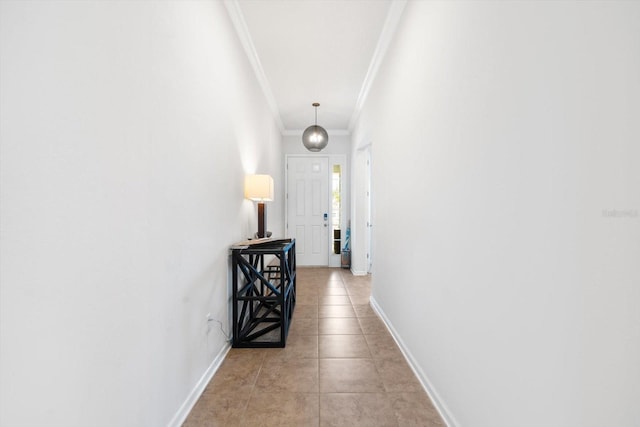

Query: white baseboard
<box><xmin>350</xmin><ymin>269</ymin><xmax>368</xmax><ymax>276</ymax></box>
<box><xmin>168</xmin><ymin>343</ymin><xmax>231</xmax><ymax>427</ymax></box>
<box><xmin>369</xmin><ymin>297</ymin><xmax>458</xmax><ymax>427</ymax></box>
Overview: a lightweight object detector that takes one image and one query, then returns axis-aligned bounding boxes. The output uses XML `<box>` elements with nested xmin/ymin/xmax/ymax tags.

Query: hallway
<box><xmin>184</xmin><ymin>267</ymin><xmax>445</xmax><ymax>426</ymax></box>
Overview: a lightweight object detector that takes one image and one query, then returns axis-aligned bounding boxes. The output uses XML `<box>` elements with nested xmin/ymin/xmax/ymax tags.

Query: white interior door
<box><xmin>286</xmin><ymin>156</ymin><xmax>329</xmax><ymax>266</ymax></box>
<box><xmin>365</xmin><ymin>148</ymin><xmax>373</xmax><ymax>273</ymax></box>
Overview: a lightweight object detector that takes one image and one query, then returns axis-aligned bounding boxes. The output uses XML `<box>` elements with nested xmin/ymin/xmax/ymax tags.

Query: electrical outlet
<box><xmin>206</xmin><ymin>313</ymin><xmax>212</xmax><ymax>334</ymax></box>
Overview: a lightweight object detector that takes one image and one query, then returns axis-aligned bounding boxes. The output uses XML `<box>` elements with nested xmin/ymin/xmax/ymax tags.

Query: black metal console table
<box><xmin>230</xmin><ymin>238</ymin><xmax>296</xmax><ymax>348</ymax></box>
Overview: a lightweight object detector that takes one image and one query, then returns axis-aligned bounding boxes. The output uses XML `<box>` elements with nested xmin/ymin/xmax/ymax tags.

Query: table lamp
<box><xmin>244</xmin><ymin>174</ymin><xmax>274</xmax><ymax>238</ymax></box>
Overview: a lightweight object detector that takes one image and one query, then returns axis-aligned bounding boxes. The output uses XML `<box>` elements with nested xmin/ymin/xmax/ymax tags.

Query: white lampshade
<box><xmin>244</xmin><ymin>174</ymin><xmax>274</xmax><ymax>202</ymax></box>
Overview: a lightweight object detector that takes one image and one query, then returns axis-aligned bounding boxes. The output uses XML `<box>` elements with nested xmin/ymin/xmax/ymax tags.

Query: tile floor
<box><xmin>183</xmin><ymin>267</ymin><xmax>445</xmax><ymax>427</ymax></box>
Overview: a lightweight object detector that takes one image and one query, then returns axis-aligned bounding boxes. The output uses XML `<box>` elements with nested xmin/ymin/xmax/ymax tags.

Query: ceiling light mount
<box><xmin>302</xmin><ymin>102</ymin><xmax>328</xmax><ymax>152</ymax></box>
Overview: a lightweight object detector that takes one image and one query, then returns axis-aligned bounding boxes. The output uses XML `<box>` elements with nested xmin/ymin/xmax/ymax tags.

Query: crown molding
<box><xmin>348</xmin><ymin>0</ymin><xmax>407</xmax><ymax>132</ymax></box>
<box><xmin>282</xmin><ymin>129</ymin><xmax>351</xmax><ymax>137</ymax></box>
<box><xmin>224</xmin><ymin>0</ymin><xmax>285</xmax><ymax>133</ymax></box>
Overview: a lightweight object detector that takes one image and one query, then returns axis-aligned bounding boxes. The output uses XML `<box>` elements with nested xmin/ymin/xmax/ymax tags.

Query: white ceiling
<box><xmin>230</xmin><ymin>0</ymin><xmax>397</xmax><ymax>132</ymax></box>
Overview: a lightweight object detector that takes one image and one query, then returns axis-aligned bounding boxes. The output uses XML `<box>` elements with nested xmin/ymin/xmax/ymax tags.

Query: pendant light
<box><xmin>302</xmin><ymin>102</ymin><xmax>328</xmax><ymax>152</ymax></box>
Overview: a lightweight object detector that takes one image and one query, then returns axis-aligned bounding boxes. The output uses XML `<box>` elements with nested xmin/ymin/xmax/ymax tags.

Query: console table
<box><xmin>230</xmin><ymin>238</ymin><xmax>296</xmax><ymax>348</ymax></box>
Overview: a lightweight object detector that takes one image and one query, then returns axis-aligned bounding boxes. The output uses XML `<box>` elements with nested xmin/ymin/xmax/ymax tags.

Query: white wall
<box><xmin>353</xmin><ymin>1</ymin><xmax>640</xmax><ymax>426</ymax></box>
<box><xmin>0</xmin><ymin>2</ymin><xmax>282</xmax><ymax>426</ymax></box>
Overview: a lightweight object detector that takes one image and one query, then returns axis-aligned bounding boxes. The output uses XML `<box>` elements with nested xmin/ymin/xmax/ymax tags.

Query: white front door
<box><xmin>286</xmin><ymin>156</ymin><xmax>329</xmax><ymax>266</ymax></box>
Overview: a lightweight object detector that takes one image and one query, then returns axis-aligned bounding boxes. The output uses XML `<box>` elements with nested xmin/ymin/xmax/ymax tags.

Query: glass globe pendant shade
<box><xmin>302</xmin><ymin>102</ymin><xmax>329</xmax><ymax>152</ymax></box>
<box><xmin>302</xmin><ymin>125</ymin><xmax>329</xmax><ymax>152</ymax></box>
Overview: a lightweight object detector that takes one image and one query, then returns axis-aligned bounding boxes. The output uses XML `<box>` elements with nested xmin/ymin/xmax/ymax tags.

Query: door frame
<box><xmin>364</xmin><ymin>147</ymin><xmax>373</xmax><ymax>273</ymax></box>
<box><xmin>285</xmin><ymin>154</ymin><xmax>348</xmax><ymax>267</ymax></box>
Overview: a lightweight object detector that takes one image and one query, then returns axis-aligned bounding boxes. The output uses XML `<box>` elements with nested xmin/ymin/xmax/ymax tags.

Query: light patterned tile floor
<box><xmin>183</xmin><ymin>267</ymin><xmax>445</xmax><ymax>427</ymax></box>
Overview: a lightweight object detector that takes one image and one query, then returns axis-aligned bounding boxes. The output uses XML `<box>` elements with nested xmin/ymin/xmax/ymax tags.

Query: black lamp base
<box><xmin>257</xmin><ymin>202</ymin><xmax>267</xmax><ymax>238</ymax></box>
